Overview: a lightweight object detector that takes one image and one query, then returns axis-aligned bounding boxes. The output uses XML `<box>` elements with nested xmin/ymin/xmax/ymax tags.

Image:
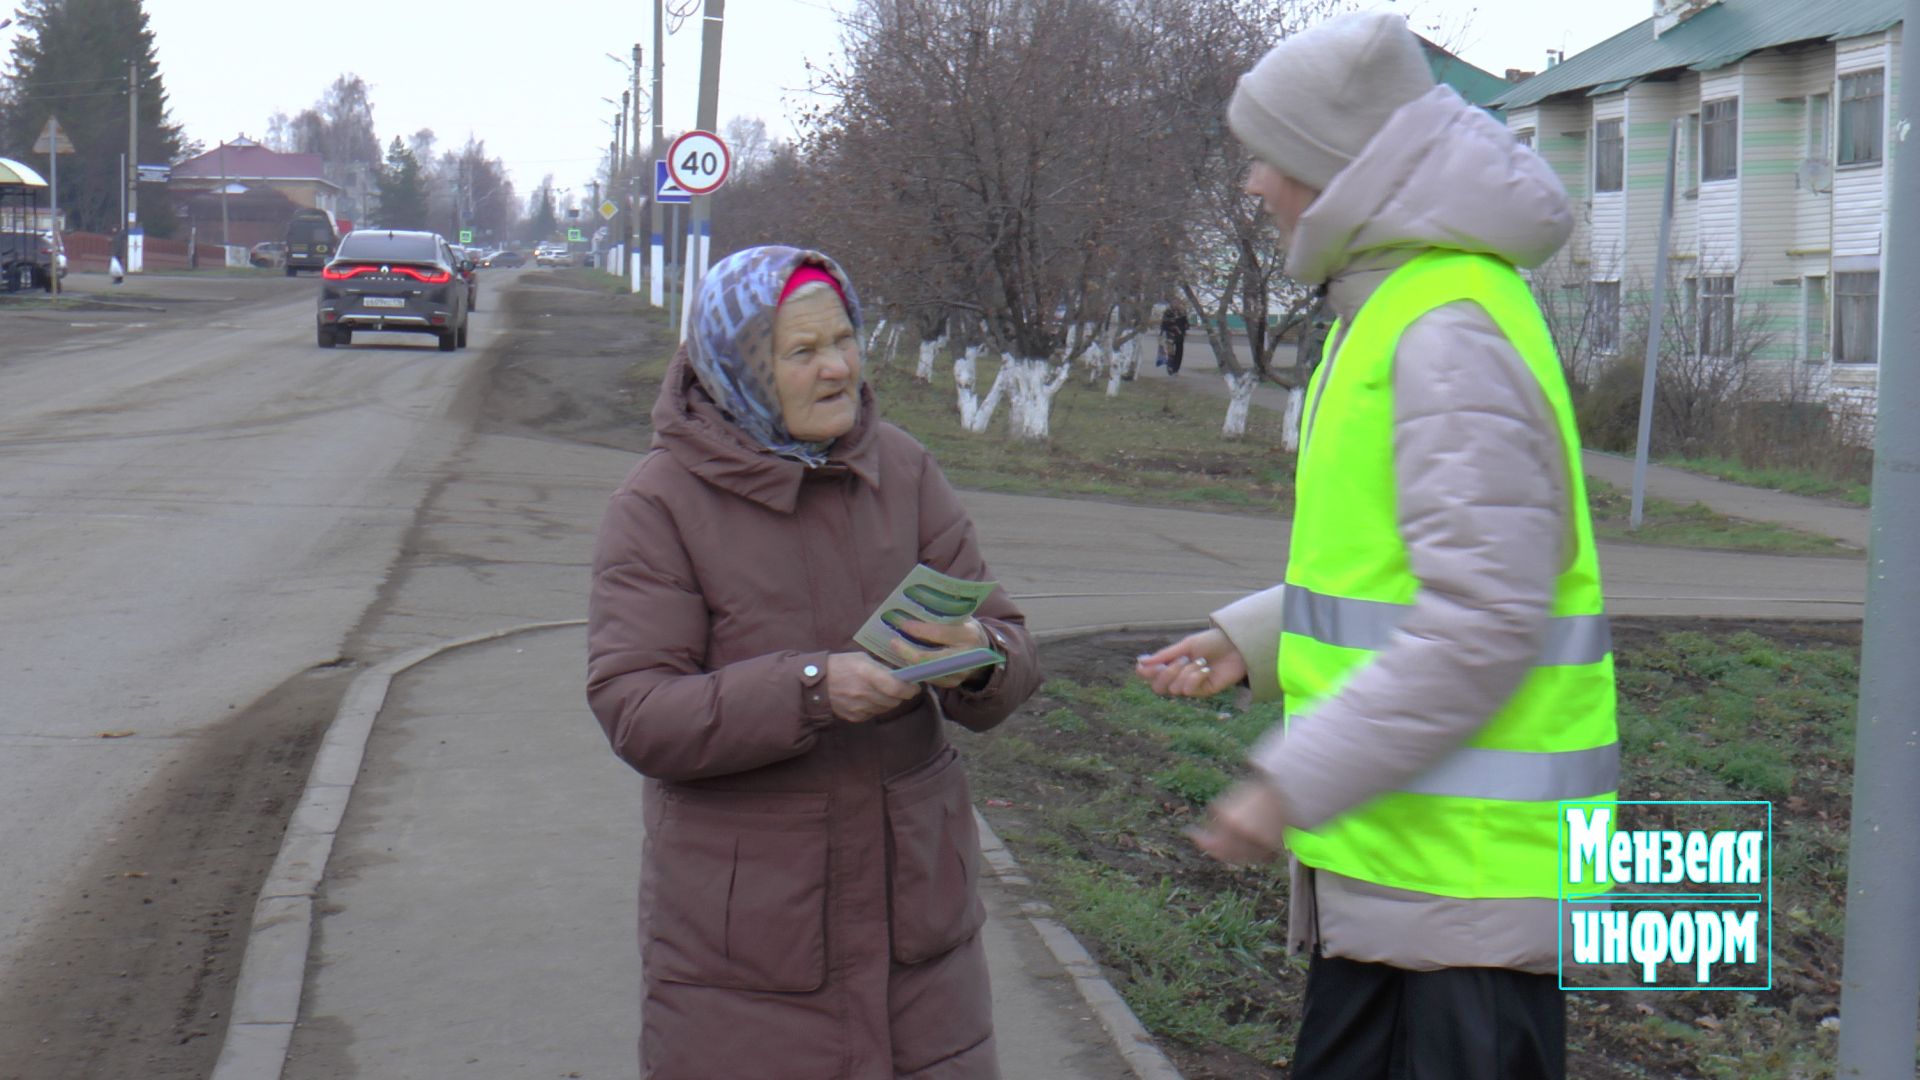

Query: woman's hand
<box><xmin>890</xmin><ymin>617</ymin><xmax>991</xmax><ymax>689</ymax></box>
<box><xmin>1187</xmin><ymin>779</ymin><xmax>1288</xmax><ymax>866</ymax></box>
<box><xmin>826</xmin><ymin>652</ymin><xmax>920</xmax><ymax>723</ymax></box>
<box><xmin>1135</xmin><ymin>628</ymin><xmax>1247</xmax><ymax>698</ymax></box>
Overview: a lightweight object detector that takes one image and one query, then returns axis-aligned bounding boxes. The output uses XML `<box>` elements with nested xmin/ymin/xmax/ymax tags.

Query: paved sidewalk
<box><xmin>1177</xmin><ymin>336</ymin><xmax>1871</xmax><ymax>548</ymax></box>
<box><xmin>282</xmin><ymin>627</ymin><xmax>1137</xmax><ymax>1080</ymax></box>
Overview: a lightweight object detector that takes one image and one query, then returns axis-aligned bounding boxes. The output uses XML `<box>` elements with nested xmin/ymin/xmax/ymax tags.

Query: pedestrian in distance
<box><xmin>1136</xmin><ymin>11</ymin><xmax>1617</xmax><ymax>1079</ymax></box>
<box><xmin>1160</xmin><ymin>301</ymin><xmax>1189</xmax><ymax>374</ymax></box>
<box><xmin>587</xmin><ymin>245</ymin><xmax>1042</xmax><ymax>1080</ymax></box>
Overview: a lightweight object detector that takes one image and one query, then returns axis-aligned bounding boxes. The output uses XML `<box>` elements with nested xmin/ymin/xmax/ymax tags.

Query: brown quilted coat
<box><xmin>587</xmin><ymin>350</ymin><xmax>1041</xmax><ymax>1079</ymax></box>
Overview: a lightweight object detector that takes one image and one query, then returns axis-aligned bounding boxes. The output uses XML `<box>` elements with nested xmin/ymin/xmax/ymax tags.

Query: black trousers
<box><xmin>1291</xmin><ymin>952</ymin><xmax>1566</xmax><ymax>1080</ymax></box>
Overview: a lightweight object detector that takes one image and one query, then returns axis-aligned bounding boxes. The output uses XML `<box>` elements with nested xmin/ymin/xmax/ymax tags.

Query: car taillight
<box><xmin>319</xmin><ymin>263</ymin><xmax>450</xmax><ymax>283</ymax></box>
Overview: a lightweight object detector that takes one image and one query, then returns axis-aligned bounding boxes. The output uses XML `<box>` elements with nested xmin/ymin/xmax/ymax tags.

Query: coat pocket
<box><xmin>884</xmin><ymin>746</ymin><xmax>987</xmax><ymax>965</ymax></box>
<box><xmin>648</xmin><ymin>788</ymin><xmax>831</xmax><ymax>993</ymax></box>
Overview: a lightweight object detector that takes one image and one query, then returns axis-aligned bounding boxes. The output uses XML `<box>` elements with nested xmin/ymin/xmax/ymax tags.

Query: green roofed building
<box><xmin>1494</xmin><ymin>0</ymin><xmax>1902</xmax><ymax>434</ymax></box>
<box><xmin>1421</xmin><ymin>38</ymin><xmax>1517</xmax><ymax>119</ymax></box>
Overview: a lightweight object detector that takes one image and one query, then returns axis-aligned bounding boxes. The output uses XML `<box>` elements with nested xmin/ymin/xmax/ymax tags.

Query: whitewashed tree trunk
<box><xmin>1005</xmin><ymin>355</ymin><xmax>1071</xmax><ymax>441</ymax></box>
<box><xmin>867</xmin><ymin>318</ymin><xmax>888</xmax><ymax>352</ymax></box>
<box><xmin>915</xmin><ymin>333</ymin><xmax>947</xmax><ymax>382</ymax></box>
<box><xmin>1222</xmin><ymin>372</ymin><xmax>1259</xmax><ymax>439</ymax></box>
<box><xmin>1282</xmin><ymin>384</ymin><xmax>1305</xmax><ymax>453</ymax></box>
<box><xmin>1101</xmin><ymin>316</ymin><xmax>1124</xmax><ymax>395</ymax></box>
<box><xmin>953</xmin><ymin>346</ymin><xmax>1007</xmax><ymax>432</ymax></box>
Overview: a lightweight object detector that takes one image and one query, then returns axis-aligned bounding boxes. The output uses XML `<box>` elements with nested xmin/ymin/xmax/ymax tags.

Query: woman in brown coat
<box><xmin>587</xmin><ymin>245</ymin><xmax>1041</xmax><ymax>1079</ymax></box>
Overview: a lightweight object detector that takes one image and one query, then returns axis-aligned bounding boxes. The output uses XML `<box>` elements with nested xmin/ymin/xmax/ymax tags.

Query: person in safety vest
<box><xmin>1136</xmin><ymin>11</ymin><xmax>1618</xmax><ymax>1078</ymax></box>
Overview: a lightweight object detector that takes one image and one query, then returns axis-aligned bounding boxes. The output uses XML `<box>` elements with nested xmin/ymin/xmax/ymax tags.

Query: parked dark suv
<box><xmin>316</xmin><ymin>230</ymin><xmax>471</xmax><ymax>351</ymax></box>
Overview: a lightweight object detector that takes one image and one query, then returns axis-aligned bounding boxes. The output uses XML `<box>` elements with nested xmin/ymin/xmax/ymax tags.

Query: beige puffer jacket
<box><xmin>1211</xmin><ymin>84</ymin><xmax>1584</xmax><ymax>973</ymax></box>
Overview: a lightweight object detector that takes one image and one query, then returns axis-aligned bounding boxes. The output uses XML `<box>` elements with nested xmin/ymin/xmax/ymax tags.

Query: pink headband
<box><xmin>779</xmin><ymin>265</ymin><xmax>847</xmax><ymax>307</ymax></box>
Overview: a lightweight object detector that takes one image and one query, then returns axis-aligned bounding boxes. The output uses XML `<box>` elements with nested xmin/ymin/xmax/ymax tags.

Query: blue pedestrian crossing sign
<box><xmin>655</xmin><ymin>160</ymin><xmax>692</xmax><ymax>205</ymax></box>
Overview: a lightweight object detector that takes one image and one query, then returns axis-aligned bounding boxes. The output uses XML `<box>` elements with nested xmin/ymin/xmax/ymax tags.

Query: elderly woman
<box><xmin>587</xmin><ymin>245</ymin><xmax>1040</xmax><ymax>1079</ymax></box>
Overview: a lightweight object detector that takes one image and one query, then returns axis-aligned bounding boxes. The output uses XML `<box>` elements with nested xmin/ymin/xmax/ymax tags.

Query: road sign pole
<box><xmin>49</xmin><ymin>128</ymin><xmax>58</xmax><ymax>296</ymax></box>
<box><xmin>1835</xmin><ymin>1</ymin><xmax>1920</xmax><ymax>1072</ymax></box>
<box><xmin>688</xmin><ymin>0</ymin><xmax>726</xmax><ymax>315</ymax></box>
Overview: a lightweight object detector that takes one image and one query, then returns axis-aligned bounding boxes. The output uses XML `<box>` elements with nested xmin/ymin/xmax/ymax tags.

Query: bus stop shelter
<box><xmin>0</xmin><ymin>156</ymin><xmax>52</xmax><ymax>292</ymax></box>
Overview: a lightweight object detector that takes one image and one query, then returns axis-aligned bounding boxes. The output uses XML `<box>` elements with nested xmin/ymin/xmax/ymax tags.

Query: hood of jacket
<box><xmin>649</xmin><ymin>345</ymin><xmax>882</xmax><ymax>514</ymax></box>
<box><xmin>1286</xmin><ymin>85</ymin><xmax>1573</xmax><ymax>290</ymax></box>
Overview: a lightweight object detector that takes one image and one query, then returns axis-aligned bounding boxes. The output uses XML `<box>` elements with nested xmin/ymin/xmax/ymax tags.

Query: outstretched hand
<box><xmin>1135</xmin><ymin>628</ymin><xmax>1247</xmax><ymax>698</ymax></box>
<box><xmin>1188</xmin><ymin>779</ymin><xmax>1288</xmax><ymax>866</ymax></box>
<box><xmin>826</xmin><ymin>652</ymin><xmax>919</xmax><ymax>723</ymax></box>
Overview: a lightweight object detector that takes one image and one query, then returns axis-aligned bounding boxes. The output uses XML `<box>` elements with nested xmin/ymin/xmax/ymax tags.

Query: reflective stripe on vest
<box><xmin>1278</xmin><ymin>250</ymin><xmax>1619</xmax><ymax>901</ymax></box>
<box><xmin>1284</xmin><ymin>585</ymin><xmax>1613</xmax><ymax>667</ymax></box>
<box><xmin>1400</xmin><ymin>742</ymin><xmax>1619</xmax><ymax>801</ymax></box>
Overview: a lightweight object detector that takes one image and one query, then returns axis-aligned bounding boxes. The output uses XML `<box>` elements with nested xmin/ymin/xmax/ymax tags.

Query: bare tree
<box><xmin>1140</xmin><ymin>0</ymin><xmax>1340</xmax><ymax>435</ymax></box>
<box><xmin>805</xmin><ymin>0</ymin><xmax>1192</xmax><ymax>440</ymax></box>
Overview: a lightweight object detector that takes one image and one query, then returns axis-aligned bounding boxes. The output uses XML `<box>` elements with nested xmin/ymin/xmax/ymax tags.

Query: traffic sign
<box><xmin>33</xmin><ymin>117</ymin><xmax>75</xmax><ymax>155</ymax></box>
<box><xmin>136</xmin><ymin>164</ymin><xmax>171</xmax><ymax>184</ymax></box>
<box><xmin>567</xmin><ymin>227</ymin><xmax>584</xmax><ymax>242</ymax></box>
<box><xmin>666</xmin><ymin>130</ymin><xmax>730</xmax><ymax>195</ymax></box>
<box><xmin>599</xmin><ymin>199</ymin><xmax>619</xmax><ymax>221</ymax></box>
<box><xmin>459</xmin><ymin>229</ymin><xmax>473</xmax><ymax>244</ymax></box>
<box><xmin>654</xmin><ymin>160</ymin><xmax>691</xmax><ymax>204</ymax></box>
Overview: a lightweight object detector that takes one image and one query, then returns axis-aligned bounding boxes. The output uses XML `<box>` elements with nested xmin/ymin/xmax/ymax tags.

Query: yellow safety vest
<box><xmin>1280</xmin><ymin>250</ymin><xmax>1618</xmax><ymax>900</ymax></box>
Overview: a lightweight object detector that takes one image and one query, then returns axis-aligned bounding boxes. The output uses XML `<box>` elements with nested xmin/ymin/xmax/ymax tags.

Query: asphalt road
<box><xmin>0</xmin><ymin>270</ymin><xmax>507</xmax><ymax>1027</ymax></box>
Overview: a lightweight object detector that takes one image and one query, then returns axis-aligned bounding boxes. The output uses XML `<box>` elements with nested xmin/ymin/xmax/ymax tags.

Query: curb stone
<box><xmin>213</xmin><ymin>618</ymin><xmax>1207</xmax><ymax>1080</ymax></box>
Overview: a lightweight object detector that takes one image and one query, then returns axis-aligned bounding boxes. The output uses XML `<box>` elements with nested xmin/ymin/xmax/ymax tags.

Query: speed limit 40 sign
<box><xmin>666</xmin><ymin>130</ymin><xmax>731</xmax><ymax>195</ymax></box>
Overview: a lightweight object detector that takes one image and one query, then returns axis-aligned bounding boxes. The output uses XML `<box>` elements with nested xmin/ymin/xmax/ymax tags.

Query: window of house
<box><xmin>1838</xmin><ymin>70</ymin><xmax>1884</xmax><ymax>166</ymax></box>
<box><xmin>1515</xmin><ymin>127</ymin><xmax>1535</xmax><ymax>149</ymax></box>
<box><xmin>1701</xmin><ymin>98</ymin><xmax>1738</xmax><ymax>182</ymax></box>
<box><xmin>1698</xmin><ymin>275</ymin><xmax>1736</xmax><ymax>357</ymax></box>
<box><xmin>1807</xmin><ymin>93</ymin><xmax>1831</xmax><ymax>163</ymax></box>
<box><xmin>1589</xmin><ymin>281</ymin><xmax>1621</xmax><ymax>352</ymax></box>
<box><xmin>1834</xmin><ymin>271</ymin><xmax>1879</xmax><ymax>364</ymax></box>
<box><xmin>1594</xmin><ymin>119</ymin><xmax>1624</xmax><ymax>192</ymax></box>
<box><xmin>1803</xmin><ymin>276</ymin><xmax>1827</xmax><ymax>363</ymax></box>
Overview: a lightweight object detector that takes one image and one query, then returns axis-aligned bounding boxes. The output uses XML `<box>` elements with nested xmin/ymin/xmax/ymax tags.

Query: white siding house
<box><xmin>1494</xmin><ymin>0</ymin><xmax>1903</xmax><ymax>429</ymax></box>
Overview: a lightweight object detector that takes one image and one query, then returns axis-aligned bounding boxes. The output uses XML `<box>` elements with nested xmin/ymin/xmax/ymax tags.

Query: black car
<box><xmin>316</xmin><ymin>230</ymin><xmax>471</xmax><ymax>351</ymax></box>
<box><xmin>286</xmin><ymin>208</ymin><xmax>339</xmax><ymax>276</ymax></box>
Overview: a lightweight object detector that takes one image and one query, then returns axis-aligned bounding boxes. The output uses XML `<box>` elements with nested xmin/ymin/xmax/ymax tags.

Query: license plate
<box><xmin>363</xmin><ymin>296</ymin><xmax>406</xmax><ymax>309</ymax></box>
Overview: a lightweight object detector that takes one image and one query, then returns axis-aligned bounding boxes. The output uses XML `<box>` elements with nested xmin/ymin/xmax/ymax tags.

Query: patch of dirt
<box><xmin>477</xmin><ymin>273</ymin><xmax>675</xmax><ymax>453</ymax></box>
<box><xmin>0</xmin><ymin>662</ymin><xmax>355</xmax><ymax>1080</ymax></box>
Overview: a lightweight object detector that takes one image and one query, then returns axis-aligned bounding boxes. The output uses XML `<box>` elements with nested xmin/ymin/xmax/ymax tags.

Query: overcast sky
<box><xmin>25</xmin><ymin>0</ymin><xmax>1651</xmax><ymax>206</ymax></box>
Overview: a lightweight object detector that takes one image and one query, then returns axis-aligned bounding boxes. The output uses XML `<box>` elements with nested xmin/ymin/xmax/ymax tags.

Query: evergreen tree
<box><xmin>378</xmin><ymin>136</ymin><xmax>427</xmax><ymax>229</ymax></box>
<box><xmin>526</xmin><ymin>176</ymin><xmax>557</xmax><ymax>243</ymax></box>
<box><xmin>2</xmin><ymin>0</ymin><xmax>185</xmax><ymax>235</ymax></box>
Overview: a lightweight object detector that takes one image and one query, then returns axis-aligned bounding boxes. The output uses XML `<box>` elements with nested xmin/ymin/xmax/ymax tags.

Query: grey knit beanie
<box><xmin>1227</xmin><ymin>11</ymin><xmax>1436</xmax><ymax>191</ymax></box>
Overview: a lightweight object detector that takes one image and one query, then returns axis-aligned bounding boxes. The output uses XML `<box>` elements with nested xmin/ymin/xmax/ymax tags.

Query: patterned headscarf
<box><xmin>687</xmin><ymin>246</ymin><xmax>864</xmax><ymax>467</ymax></box>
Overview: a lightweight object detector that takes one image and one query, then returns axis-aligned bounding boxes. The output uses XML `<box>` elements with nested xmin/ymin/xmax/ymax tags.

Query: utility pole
<box><xmin>1834</xmin><ymin>2</ymin><xmax>1920</xmax><ymax>1072</ymax></box>
<box><xmin>219</xmin><ymin>140</ymin><xmax>230</xmax><ymax>252</ymax></box>
<box><xmin>1629</xmin><ymin>120</ymin><xmax>1679</xmax><ymax>530</ymax></box>
<box><xmin>649</xmin><ymin>3</ymin><xmax>667</xmax><ymax>307</ymax></box>
<box><xmin>679</xmin><ymin>0</ymin><xmax>725</xmax><ymax>338</ymax></box>
<box><xmin>127</xmin><ymin>60</ymin><xmax>138</xmax><ymax>229</ymax></box>
<box><xmin>630</xmin><ymin>44</ymin><xmax>644</xmax><ymax>293</ymax></box>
